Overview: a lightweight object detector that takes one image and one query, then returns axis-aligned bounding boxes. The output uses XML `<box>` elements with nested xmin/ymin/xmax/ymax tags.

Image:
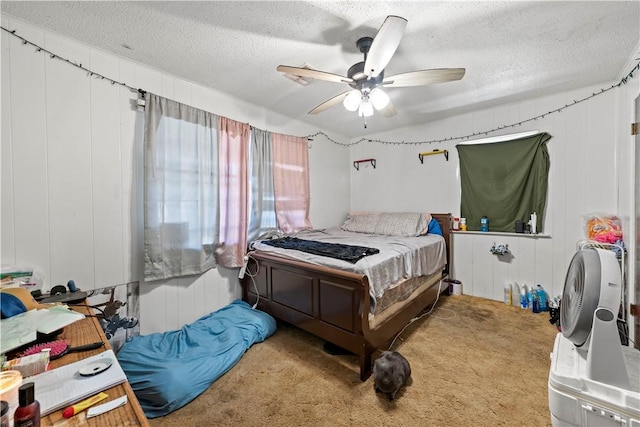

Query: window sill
<box><xmin>452</xmin><ymin>231</ymin><xmax>551</xmax><ymax>238</ymax></box>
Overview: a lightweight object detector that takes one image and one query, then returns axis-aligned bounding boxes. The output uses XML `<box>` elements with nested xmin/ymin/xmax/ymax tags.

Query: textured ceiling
<box><xmin>2</xmin><ymin>1</ymin><xmax>639</xmax><ymax>138</ymax></box>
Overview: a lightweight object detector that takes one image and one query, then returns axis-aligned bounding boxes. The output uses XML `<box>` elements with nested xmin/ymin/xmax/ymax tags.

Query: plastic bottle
<box><xmin>512</xmin><ymin>282</ymin><xmax>520</xmax><ymax>306</ymax></box>
<box><xmin>481</xmin><ymin>216</ymin><xmax>489</xmax><ymax>232</ymax></box>
<box><xmin>460</xmin><ymin>218</ymin><xmax>467</xmax><ymax>231</ymax></box>
<box><xmin>530</xmin><ymin>212</ymin><xmax>537</xmax><ymax>234</ymax></box>
<box><xmin>520</xmin><ymin>285</ymin><xmax>528</xmax><ymax>309</ymax></box>
<box><xmin>503</xmin><ymin>283</ymin><xmax>512</xmax><ymax>304</ymax></box>
<box><xmin>535</xmin><ymin>284</ymin><xmax>548</xmax><ymax>312</ymax></box>
<box><xmin>527</xmin><ymin>286</ymin><xmax>535</xmax><ymax>311</ymax></box>
<box><xmin>14</xmin><ymin>382</ymin><xmax>40</xmax><ymax>427</ymax></box>
<box><xmin>532</xmin><ymin>292</ymin><xmax>540</xmax><ymax>313</ymax></box>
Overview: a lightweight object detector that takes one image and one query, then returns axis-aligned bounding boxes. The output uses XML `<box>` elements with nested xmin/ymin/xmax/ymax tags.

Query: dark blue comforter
<box><xmin>117</xmin><ymin>299</ymin><xmax>276</xmax><ymax>418</ymax></box>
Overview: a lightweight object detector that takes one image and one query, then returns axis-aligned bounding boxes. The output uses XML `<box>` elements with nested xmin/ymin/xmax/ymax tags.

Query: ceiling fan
<box><xmin>277</xmin><ymin>15</ymin><xmax>465</xmax><ymax>119</ymax></box>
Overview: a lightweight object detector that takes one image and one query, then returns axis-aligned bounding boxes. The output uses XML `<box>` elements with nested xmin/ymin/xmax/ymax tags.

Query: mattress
<box><xmin>250</xmin><ymin>227</ymin><xmax>447</xmax><ymax>310</ymax></box>
<box><xmin>369</xmin><ymin>272</ymin><xmax>444</xmax><ymax>329</ymax></box>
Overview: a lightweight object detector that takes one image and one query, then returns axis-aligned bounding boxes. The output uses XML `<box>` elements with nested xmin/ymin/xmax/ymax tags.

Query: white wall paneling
<box><xmin>1</xmin><ymin>17</ymin><xmax>15</xmax><ymax>265</ymax></box>
<box><xmin>349</xmin><ymin>82</ymin><xmax>634</xmax><ymax>310</ymax></box>
<box><xmin>1</xmin><ymin>15</ymin><xmax>350</xmax><ymax>334</ymax></box>
<box><xmin>89</xmin><ymin>49</ymin><xmax>125</xmax><ymax>288</ymax></box>
<box><xmin>3</xmin><ymin>18</ymin><xmax>51</xmax><ymax>283</ymax></box>
<box><xmin>452</xmin><ymin>233</ymin><xmax>553</xmax><ymax>301</ymax></box>
<box><xmin>45</xmin><ymin>33</ymin><xmax>95</xmax><ymax>287</ymax></box>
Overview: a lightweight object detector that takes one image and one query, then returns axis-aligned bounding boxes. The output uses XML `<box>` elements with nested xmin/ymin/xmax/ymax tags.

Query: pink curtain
<box><xmin>217</xmin><ymin>117</ymin><xmax>251</xmax><ymax>267</ymax></box>
<box><xmin>272</xmin><ymin>133</ymin><xmax>312</xmax><ymax>233</ymax></box>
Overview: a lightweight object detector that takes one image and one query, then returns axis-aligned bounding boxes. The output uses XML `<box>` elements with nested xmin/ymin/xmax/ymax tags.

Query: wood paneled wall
<box><xmin>1</xmin><ymin>17</ymin><xmax>140</xmax><ymax>291</ymax></box>
<box><xmin>1</xmin><ymin>15</ymin><xmax>350</xmax><ymax>334</ymax></box>
<box><xmin>348</xmin><ymin>81</ymin><xmax>637</xmax><ymax>312</ymax></box>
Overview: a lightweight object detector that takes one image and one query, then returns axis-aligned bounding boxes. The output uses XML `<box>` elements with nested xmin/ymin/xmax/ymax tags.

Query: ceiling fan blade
<box><xmin>364</xmin><ymin>15</ymin><xmax>408</xmax><ymax>79</ymax></box>
<box><xmin>308</xmin><ymin>90</ymin><xmax>351</xmax><ymax>115</ymax></box>
<box><xmin>378</xmin><ymin>100</ymin><xmax>397</xmax><ymax>118</ymax></box>
<box><xmin>382</xmin><ymin>68</ymin><xmax>466</xmax><ymax>87</ymax></box>
<box><xmin>277</xmin><ymin>65</ymin><xmax>352</xmax><ymax>84</ymax></box>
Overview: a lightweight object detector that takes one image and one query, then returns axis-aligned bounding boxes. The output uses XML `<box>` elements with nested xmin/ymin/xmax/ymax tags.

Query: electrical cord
<box><xmin>619</xmin><ymin>327</ymin><xmax>637</xmax><ymax>347</ymax></box>
<box><xmin>67</xmin><ymin>303</ymin><xmax>107</xmax><ymax>318</ymax></box>
<box><xmin>386</xmin><ymin>279</ymin><xmax>447</xmax><ymax>351</ymax></box>
<box><xmin>243</xmin><ymin>253</ymin><xmax>260</xmax><ymax>309</ymax></box>
<box><xmin>427</xmin><ymin>307</ymin><xmax>457</xmax><ymax>321</ymax></box>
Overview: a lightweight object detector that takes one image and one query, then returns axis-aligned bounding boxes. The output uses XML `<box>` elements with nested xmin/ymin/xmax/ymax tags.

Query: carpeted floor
<box><xmin>149</xmin><ymin>294</ymin><xmax>559</xmax><ymax>427</ymax></box>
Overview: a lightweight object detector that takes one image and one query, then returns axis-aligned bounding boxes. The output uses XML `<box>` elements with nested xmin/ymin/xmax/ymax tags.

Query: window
<box><xmin>144</xmin><ymin>93</ymin><xmax>311</xmax><ymax>280</ymax></box>
<box><xmin>456</xmin><ymin>131</ymin><xmax>551</xmax><ymax>233</ymax></box>
<box><xmin>144</xmin><ymin>95</ymin><xmax>219</xmax><ymax>280</ymax></box>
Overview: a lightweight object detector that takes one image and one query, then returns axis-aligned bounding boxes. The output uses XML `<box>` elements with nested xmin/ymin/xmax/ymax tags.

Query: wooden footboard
<box><xmin>241</xmin><ymin>213</ymin><xmax>452</xmax><ymax>381</ymax></box>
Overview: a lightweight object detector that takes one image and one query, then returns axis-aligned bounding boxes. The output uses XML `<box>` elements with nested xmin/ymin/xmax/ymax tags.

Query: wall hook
<box><xmin>418</xmin><ymin>149</ymin><xmax>448</xmax><ymax>163</ymax></box>
<box><xmin>353</xmin><ymin>158</ymin><xmax>376</xmax><ymax>170</ymax></box>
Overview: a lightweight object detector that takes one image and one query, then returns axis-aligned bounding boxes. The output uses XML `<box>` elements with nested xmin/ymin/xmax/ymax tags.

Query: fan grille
<box><xmin>560</xmin><ymin>249</ymin><xmax>601</xmax><ymax>346</ymax></box>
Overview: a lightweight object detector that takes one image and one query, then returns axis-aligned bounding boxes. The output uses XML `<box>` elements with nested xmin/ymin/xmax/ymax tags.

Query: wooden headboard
<box><xmin>431</xmin><ymin>213</ymin><xmax>452</xmax><ymax>276</ymax></box>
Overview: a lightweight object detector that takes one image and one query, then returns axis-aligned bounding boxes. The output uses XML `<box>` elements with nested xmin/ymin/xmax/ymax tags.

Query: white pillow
<box><xmin>341</xmin><ymin>212</ymin><xmax>432</xmax><ymax>236</ymax></box>
<box><xmin>375</xmin><ymin>212</ymin><xmax>430</xmax><ymax>236</ymax></box>
<box><xmin>340</xmin><ymin>212</ymin><xmax>381</xmax><ymax>234</ymax></box>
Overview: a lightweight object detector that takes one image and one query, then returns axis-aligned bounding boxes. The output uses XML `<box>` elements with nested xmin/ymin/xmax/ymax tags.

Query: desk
<box><xmin>40</xmin><ymin>304</ymin><xmax>149</xmax><ymax>426</ymax></box>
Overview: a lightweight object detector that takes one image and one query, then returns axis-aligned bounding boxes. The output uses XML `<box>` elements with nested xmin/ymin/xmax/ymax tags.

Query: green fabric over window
<box><xmin>456</xmin><ymin>132</ymin><xmax>551</xmax><ymax>232</ymax></box>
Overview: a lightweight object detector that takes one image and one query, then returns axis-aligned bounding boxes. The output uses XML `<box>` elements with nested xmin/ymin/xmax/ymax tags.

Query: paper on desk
<box><xmin>26</xmin><ymin>349</ymin><xmax>127</xmax><ymax>416</ymax></box>
<box><xmin>0</xmin><ymin>310</ymin><xmax>37</xmax><ymax>353</ymax></box>
<box><xmin>36</xmin><ymin>305</ymin><xmax>85</xmax><ymax>334</ymax></box>
<box><xmin>87</xmin><ymin>395</ymin><xmax>128</xmax><ymax>418</ymax></box>
<box><xmin>0</xmin><ymin>306</ymin><xmax>85</xmax><ymax>353</ymax></box>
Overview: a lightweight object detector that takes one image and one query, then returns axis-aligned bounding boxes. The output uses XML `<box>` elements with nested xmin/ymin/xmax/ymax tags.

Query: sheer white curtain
<box><xmin>144</xmin><ymin>94</ymin><xmax>219</xmax><ymax>281</ymax></box>
<box><xmin>248</xmin><ymin>128</ymin><xmax>276</xmax><ymax>241</ymax></box>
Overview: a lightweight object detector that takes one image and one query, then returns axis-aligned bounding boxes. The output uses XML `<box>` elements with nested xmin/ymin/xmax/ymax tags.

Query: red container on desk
<box><xmin>13</xmin><ymin>382</ymin><xmax>40</xmax><ymax>427</ymax></box>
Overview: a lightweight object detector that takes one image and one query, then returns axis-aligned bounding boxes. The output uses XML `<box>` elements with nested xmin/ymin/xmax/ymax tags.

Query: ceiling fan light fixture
<box><xmin>358</xmin><ymin>100</ymin><xmax>374</xmax><ymax>117</ymax></box>
<box><xmin>370</xmin><ymin>87</ymin><xmax>390</xmax><ymax>110</ymax></box>
<box><xmin>343</xmin><ymin>90</ymin><xmax>361</xmax><ymax>111</ymax></box>
<box><xmin>279</xmin><ymin>15</ymin><xmax>465</xmax><ymax>120</ymax></box>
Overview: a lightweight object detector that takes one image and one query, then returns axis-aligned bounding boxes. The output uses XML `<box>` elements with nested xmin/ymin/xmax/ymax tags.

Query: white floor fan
<box><xmin>548</xmin><ymin>247</ymin><xmax>640</xmax><ymax>426</ymax></box>
<box><xmin>561</xmin><ymin>247</ymin><xmax>629</xmax><ymax>387</ymax></box>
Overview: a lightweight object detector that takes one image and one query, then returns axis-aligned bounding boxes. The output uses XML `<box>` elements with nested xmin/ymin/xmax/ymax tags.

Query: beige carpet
<box><xmin>149</xmin><ymin>294</ymin><xmax>559</xmax><ymax>427</ymax></box>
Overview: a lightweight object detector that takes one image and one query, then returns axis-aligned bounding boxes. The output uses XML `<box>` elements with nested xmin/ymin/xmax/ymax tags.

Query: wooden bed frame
<box><xmin>241</xmin><ymin>213</ymin><xmax>453</xmax><ymax>381</ymax></box>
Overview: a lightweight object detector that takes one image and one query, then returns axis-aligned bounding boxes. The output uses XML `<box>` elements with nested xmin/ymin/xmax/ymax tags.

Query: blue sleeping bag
<box><xmin>117</xmin><ymin>299</ymin><xmax>276</xmax><ymax>418</ymax></box>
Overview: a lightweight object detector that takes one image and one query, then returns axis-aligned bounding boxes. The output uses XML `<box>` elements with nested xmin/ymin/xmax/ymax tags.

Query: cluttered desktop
<box><xmin>1</xmin><ymin>281</ymin><xmax>148</xmax><ymax>426</ymax></box>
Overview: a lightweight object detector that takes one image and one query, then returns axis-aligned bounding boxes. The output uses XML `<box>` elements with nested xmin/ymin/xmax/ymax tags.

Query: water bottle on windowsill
<box><xmin>480</xmin><ymin>216</ymin><xmax>489</xmax><ymax>232</ymax></box>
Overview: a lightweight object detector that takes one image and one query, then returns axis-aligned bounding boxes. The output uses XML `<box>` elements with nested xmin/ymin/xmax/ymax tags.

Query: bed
<box><xmin>240</xmin><ymin>212</ymin><xmax>452</xmax><ymax>381</ymax></box>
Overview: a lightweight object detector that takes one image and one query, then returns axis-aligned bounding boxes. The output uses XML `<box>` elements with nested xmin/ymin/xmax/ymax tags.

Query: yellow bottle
<box><xmin>460</xmin><ymin>218</ymin><xmax>467</xmax><ymax>231</ymax></box>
